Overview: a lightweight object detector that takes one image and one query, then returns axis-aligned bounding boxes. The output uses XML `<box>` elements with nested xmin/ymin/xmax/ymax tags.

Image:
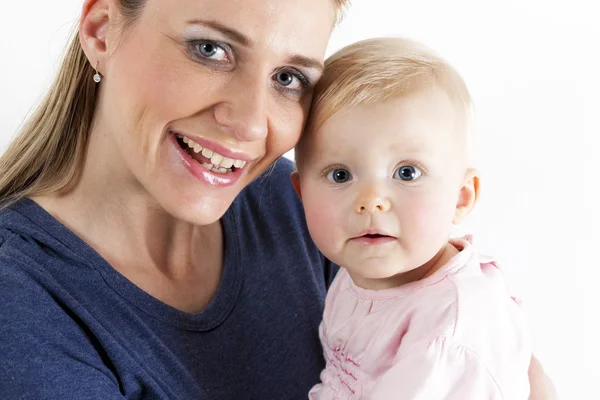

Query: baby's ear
<box><xmin>453</xmin><ymin>168</ymin><xmax>480</xmax><ymax>224</ymax></box>
<box><xmin>290</xmin><ymin>171</ymin><xmax>302</xmax><ymax>200</ymax></box>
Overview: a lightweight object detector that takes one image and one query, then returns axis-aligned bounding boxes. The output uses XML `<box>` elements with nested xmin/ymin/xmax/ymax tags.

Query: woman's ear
<box><xmin>79</xmin><ymin>0</ymin><xmax>112</xmax><ymax>74</ymax></box>
<box><xmin>290</xmin><ymin>171</ymin><xmax>302</xmax><ymax>200</ymax></box>
<box><xmin>453</xmin><ymin>168</ymin><xmax>480</xmax><ymax>224</ymax></box>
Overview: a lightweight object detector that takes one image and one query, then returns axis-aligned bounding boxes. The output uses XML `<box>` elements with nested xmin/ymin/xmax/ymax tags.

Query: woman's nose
<box><xmin>213</xmin><ymin>74</ymin><xmax>268</xmax><ymax>143</ymax></box>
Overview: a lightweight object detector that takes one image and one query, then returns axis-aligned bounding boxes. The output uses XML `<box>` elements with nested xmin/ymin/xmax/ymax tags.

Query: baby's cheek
<box><xmin>401</xmin><ymin>193</ymin><xmax>455</xmax><ymax>248</ymax></box>
<box><xmin>303</xmin><ymin>194</ymin><xmax>344</xmax><ymax>255</ymax></box>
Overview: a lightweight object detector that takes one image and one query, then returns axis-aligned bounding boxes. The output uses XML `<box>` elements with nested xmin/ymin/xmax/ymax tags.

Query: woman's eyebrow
<box><xmin>186</xmin><ymin>19</ymin><xmax>251</xmax><ymax>47</ymax></box>
<box><xmin>287</xmin><ymin>55</ymin><xmax>324</xmax><ymax>73</ymax></box>
<box><xmin>185</xmin><ymin>19</ymin><xmax>324</xmax><ymax>73</ymax></box>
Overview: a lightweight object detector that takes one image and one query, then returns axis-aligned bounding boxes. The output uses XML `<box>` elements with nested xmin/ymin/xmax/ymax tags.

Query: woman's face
<box><xmin>96</xmin><ymin>0</ymin><xmax>334</xmax><ymax>224</ymax></box>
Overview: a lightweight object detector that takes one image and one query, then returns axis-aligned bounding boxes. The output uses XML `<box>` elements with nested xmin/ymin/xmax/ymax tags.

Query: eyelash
<box><xmin>186</xmin><ymin>39</ymin><xmax>312</xmax><ymax>94</ymax></box>
<box><xmin>319</xmin><ymin>162</ymin><xmax>427</xmax><ymax>181</ymax></box>
<box><xmin>274</xmin><ymin>68</ymin><xmax>311</xmax><ymax>94</ymax></box>
<box><xmin>396</xmin><ymin>161</ymin><xmax>427</xmax><ymax>175</ymax></box>
<box><xmin>321</xmin><ymin>164</ymin><xmax>350</xmax><ymax>178</ymax></box>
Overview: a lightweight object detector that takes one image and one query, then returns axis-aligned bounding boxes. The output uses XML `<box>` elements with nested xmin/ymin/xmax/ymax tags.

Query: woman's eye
<box><xmin>273</xmin><ymin>70</ymin><xmax>306</xmax><ymax>91</ymax></box>
<box><xmin>194</xmin><ymin>41</ymin><xmax>228</xmax><ymax>62</ymax></box>
<box><xmin>393</xmin><ymin>165</ymin><xmax>422</xmax><ymax>181</ymax></box>
<box><xmin>326</xmin><ymin>168</ymin><xmax>352</xmax><ymax>184</ymax></box>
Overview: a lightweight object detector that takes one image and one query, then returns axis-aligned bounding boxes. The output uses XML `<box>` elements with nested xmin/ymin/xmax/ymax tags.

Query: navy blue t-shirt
<box><xmin>0</xmin><ymin>158</ymin><xmax>337</xmax><ymax>399</ymax></box>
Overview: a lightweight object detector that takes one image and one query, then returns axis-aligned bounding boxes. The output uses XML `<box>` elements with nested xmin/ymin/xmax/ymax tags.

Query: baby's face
<box><xmin>296</xmin><ymin>85</ymin><xmax>473</xmax><ymax>289</ymax></box>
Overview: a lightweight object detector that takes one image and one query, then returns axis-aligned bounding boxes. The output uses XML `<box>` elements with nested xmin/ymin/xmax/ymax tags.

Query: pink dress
<box><xmin>310</xmin><ymin>237</ymin><xmax>530</xmax><ymax>399</ymax></box>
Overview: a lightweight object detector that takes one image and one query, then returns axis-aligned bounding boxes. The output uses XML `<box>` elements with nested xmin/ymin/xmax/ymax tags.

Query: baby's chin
<box><xmin>343</xmin><ymin>259</ymin><xmax>417</xmax><ymax>283</ymax></box>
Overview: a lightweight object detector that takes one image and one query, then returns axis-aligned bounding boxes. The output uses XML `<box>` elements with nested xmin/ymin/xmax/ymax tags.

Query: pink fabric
<box><xmin>310</xmin><ymin>237</ymin><xmax>530</xmax><ymax>399</ymax></box>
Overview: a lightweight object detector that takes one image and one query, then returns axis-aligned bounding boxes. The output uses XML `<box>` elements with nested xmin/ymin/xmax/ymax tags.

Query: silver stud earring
<box><xmin>93</xmin><ymin>62</ymin><xmax>102</xmax><ymax>83</ymax></box>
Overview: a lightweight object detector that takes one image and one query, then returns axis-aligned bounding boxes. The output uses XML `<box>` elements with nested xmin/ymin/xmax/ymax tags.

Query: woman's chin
<box><xmin>158</xmin><ymin>191</ymin><xmax>235</xmax><ymax>226</ymax></box>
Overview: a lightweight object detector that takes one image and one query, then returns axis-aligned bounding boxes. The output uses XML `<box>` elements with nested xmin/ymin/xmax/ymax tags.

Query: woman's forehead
<box><xmin>142</xmin><ymin>0</ymin><xmax>335</xmax><ymax>61</ymax></box>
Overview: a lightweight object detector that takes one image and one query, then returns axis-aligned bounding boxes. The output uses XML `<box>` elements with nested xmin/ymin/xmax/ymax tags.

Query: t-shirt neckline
<box><xmin>12</xmin><ymin>197</ymin><xmax>243</xmax><ymax>331</ymax></box>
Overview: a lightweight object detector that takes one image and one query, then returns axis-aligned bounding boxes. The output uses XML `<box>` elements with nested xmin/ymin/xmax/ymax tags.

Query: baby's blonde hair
<box><xmin>298</xmin><ymin>37</ymin><xmax>475</xmax><ymax>166</ymax></box>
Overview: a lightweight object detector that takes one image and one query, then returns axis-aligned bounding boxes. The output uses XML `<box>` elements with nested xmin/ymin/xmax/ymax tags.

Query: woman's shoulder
<box><xmin>0</xmin><ymin>201</ymin><xmax>45</xmax><ymax>261</ymax></box>
<box><xmin>0</xmin><ymin>201</ymin><xmax>78</xmax><ymax>320</ymax></box>
<box><xmin>0</xmin><ymin>205</ymin><xmax>126</xmax><ymax>397</ymax></box>
<box><xmin>0</xmin><ymin>199</ymin><xmax>95</xmax><ymax>283</ymax></box>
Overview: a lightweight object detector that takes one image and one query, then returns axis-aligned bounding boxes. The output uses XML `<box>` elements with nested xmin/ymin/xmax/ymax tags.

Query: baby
<box><xmin>291</xmin><ymin>38</ymin><xmax>531</xmax><ymax>399</ymax></box>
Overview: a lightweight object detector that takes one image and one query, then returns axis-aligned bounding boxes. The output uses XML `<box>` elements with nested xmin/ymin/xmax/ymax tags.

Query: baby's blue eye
<box><xmin>394</xmin><ymin>165</ymin><xmax>422</xmax><ymax>181</ymax></box>
<box><xmin>326</xmin><ymin>169</ymin><xmax>352</xmax><ymax>183</ymax></box>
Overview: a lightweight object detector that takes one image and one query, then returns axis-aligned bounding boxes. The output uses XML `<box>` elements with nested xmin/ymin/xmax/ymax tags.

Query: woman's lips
<box><xmin>169</xmin><ymin>133</ymin><xmax>247</xmax><ymax>188</ymax></box>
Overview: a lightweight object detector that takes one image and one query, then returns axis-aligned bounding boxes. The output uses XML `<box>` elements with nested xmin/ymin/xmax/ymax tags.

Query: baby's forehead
<box><xmin>299</xmin><ymin>96</ymin><xmax>470</xmax><ymax>167</ymax></box>
<box><xmin>308</xmin><ymin>129</ymin><xmax>447</xmax><ymax>154</ymax></box>
<box><xmin>315</xmin><ymin>92</ymin><xmax>462</xmax><ymax>139</ymax></box>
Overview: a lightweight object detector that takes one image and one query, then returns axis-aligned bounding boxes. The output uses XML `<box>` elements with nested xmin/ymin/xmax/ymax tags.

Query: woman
<box><xmin>0</xmin><ymin>0</ymin><xmax>554</xmax><ymax>398</ymax></box>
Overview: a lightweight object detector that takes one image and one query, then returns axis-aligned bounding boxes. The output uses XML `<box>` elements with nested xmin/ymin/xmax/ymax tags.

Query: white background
<box><xmin>1</xmin><ymin>1</ymin><xmax>598</xmax><ymax>397</ymax></box>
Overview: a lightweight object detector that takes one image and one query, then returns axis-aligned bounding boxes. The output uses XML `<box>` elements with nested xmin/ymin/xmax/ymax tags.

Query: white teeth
<box><xmin>211</xmin><ymin>153</ymin><xmax>224</xmax><ymax>165</ymax></box>
<box><xmin>220</xmin><ymin>157</ymin><xmax>234</xmax><ymax>169</ymax></box>
<box><xmin>182</xmin><ymin>136</ymin><xmax>203</xmax><ymax>153</ymax></box>
<box><xmin>179</xmin><ymin>135</ymin><xmax>248</xmax><ymax>171</ymax></box>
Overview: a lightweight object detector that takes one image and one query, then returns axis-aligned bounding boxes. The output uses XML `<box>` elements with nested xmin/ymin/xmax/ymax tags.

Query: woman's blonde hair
<box><xmin>298</xmin><ymin>37</ymin><xmax>474</xmax><ymax>164</ymax></box>
<box><xmin>0</xmin><ymin>0</ymin><xmax>146</xmax><ymax>209</ymax></box>
<box><xmin>0</xmin><ymin>0</ymin><xmax>350</xmax><ymax>209</ymax></box>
